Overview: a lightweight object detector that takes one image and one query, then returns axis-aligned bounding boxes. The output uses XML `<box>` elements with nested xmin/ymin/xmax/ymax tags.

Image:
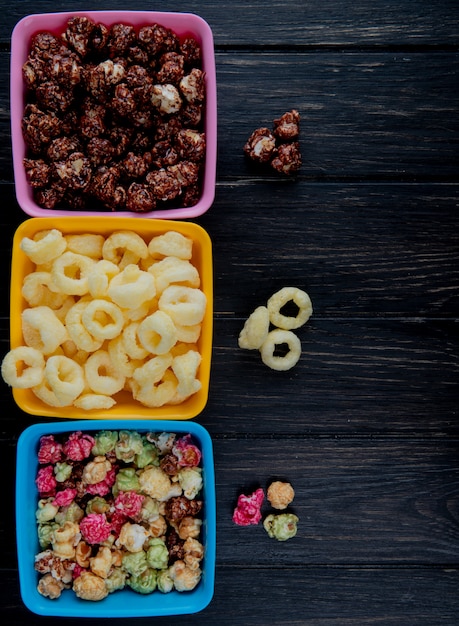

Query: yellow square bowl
<box><xmin>7</xmin><ymin>217</ymin><xmax>213</xmax><ymax>419</ymax></box>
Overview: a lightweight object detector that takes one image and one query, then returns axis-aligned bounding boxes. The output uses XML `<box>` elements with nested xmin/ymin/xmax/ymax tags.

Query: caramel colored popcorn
<box><xmin>267</xmin><ymin>481</ymin><xmax>295</xmax><ymax>510</ymax></box>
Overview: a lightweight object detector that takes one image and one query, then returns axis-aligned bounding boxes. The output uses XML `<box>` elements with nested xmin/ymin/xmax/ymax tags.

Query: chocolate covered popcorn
<box><xmin>21</xmin><ymin>16</ymin><xmax>207</xmax><ymax>212</ymax></box>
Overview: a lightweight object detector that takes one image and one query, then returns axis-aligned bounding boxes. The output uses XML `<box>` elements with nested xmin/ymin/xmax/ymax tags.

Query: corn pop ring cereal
<box><xmin>107</xmin><ymin>335</ymin><xmax>144</xmax><ymax>378</ymax></box>
<box><xmin>148</xmin><ymin>230</ymin><xmax>193</xmax><ymax>260</ymax></box>
<box><xmin>65</xmin><ymin>300</ymin><xmax>104</xmax><ymax>353</ymax></box>
<box><xmin>1</xmin><ymin>346</ymin><xmax>45</xmax><ymax>388</ymax></box>
<box><xmin>20</xmin><ymin>229</ymin><xmax>67</xmax><ymax>265</ymax></box>
<box><xmin>87</xmin><ymin>260</ymin><xmax>120</xmax><ymax>298</ymax></box>
<box><xmin>21</xmin><ymin>272</ymin><xmax>67</xmax><ymax>308</ymax></box>
<box><xmin>107</xmin><ymin>264</ymin><xmax>156</xmax><ymax>310</ymax></box>
<box><xmin>238</xmin><ymin>305</ymin><xmax>270</xmax><ymax>350</ymax></box>
<box><xmin>73</xmin><ymin>393</ymin><xmax>117</xmax><ymax>410</ymax></box>
<box><xmin>44</xmin><ymin>355</ymin><xmax>85</xmax><ymax>405</ymax></box>
<box><xmin>122</xmin><ymin>322</ymin><xmax>149</xmax><ymax>360</ymax></box>
<box><xmin>137</xmin><ymin>310</ymin><xmax>178</xmax><ymax>355</ymax></box>
<box><xmin>159</xmin><ymin>285</ymin><xmax>207</xmax><ymax>326</ymax></box>
<box><xmin>21</xmin><ymin>306</ymin><xmax>68</xmax><ymax>355</ymax></box>
<box><xmin>132</xmin><ymin>353</ymin><xmax>173</xmax><ymax>387</ymax></box>
<box><xmin>81</xmin><ymin>299</ymin><xmax>124</xmax><ymax>341</ymax></box>
<box><xmin>65</xmin><ymin>233</ymin><xmax>105</xmax><ymax>259</ymax></box>
<box><xmin>102</xmin><ymin>231</ymin><xmax>149</xmax><ymax>269</ymax></box>
<box><xmin>149</xmin><ymin>256</ymin><xmax>200</xmax><ymax>295</ymax></box>
<box><xmin>260</xmin><ymin>328</ymin><xmax>302</xmax><ymax>371</ymax></box>
<box><xmin>267</xmin><ymin>287</ymin><xmax>313</xmax><ymax>330</ymax></box>
<box><xmin>51</xmin><ymin>251</ymin><xmax>95</xmax><ymax>296</ymax></box>
<box><xmin>84</xmin><ymin>349</ymin><xmax>126</xmax><ymax>395</ymax></box>
<box><xmin>131</xmin><ymin>368</ymin><xmax>178</xmax><ymax>408</ymax></box>
<box><xmin>172</xmin><ymin>349</ymin><xmax>202</xmax><ymax>398</ymax></box>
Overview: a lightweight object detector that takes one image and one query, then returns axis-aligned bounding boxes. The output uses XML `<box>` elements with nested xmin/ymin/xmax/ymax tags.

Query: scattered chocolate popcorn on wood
<box><xmin>243</xmin><ymin>110</ymin><xmax>302</xmax><ymax>175</ymax></box>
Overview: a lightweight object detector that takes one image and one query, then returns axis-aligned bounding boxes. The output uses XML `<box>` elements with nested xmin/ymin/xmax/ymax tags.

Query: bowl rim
<box><xmin>10</xmin><ymin>10</ymin><xmax>217</xmax><ymax>218</ymax></box>
<box><xmin>9</xmin><ymin>216</ymin><xmax>213</xmax><ymax>420</ymax></box>
<box><xmin>16</xmin><ymin>419</ymin><xmax>216</xmax><ymax>617</ymax></box>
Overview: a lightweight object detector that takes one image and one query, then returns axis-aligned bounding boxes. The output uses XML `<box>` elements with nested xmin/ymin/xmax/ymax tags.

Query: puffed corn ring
<box><xmin>81</xmin><ymin>299</ymin><xmax>124</xmax><ymax>340</ymax></box>
<box><xmin>102</xmin><ymin>231</ymin><xmax>149</xmax><ymax>269</ymax></box>
<box><xmin>137</xmin><ymin>310</ymin><xmax>178</xmax><ymax>355</ymax></box>
<box><xmin>74</xmin><ymin>393</ymin><xmax>117</xmax><ymax>410</ymax></box>
<box><xmin>107</xmin><ymin>264</ymin><xmax>156</xmax><ymax>310</ymax></box>
<box><xmin>267</xmin><ymin>287</ymin><xmax>313</xmax><ymax>330</ymax></box>
<box><xmin>132</xmin><ymin>353</ymin><xmax>173</xmax><ymax>387</ymax></box>
<box><xmin>108</xmin><ymin>335</ymin><xmax>144</xmax><ymax>378</ymax></box>
<box><xmin>171</xmin><ymin>349</ymin><xmax>202</xmax><ymax>397</ymax></box>
<box><xmin>65</xmin><ymin>234</ymin><xmax>104</xmax><ymax>259</ymax></box>
<box><xmin>52</xmin><ymin>296</ymin><xmax>77</xmax><ymax>323</ymax></box>
<box><xmin>51</xmin><ymin>251</ymin><xmax>95</xmax><ymax>296</ymax></box>
<box><xmin>87</xmin><ymin>260</ymin><xmax>120</xmax><ymax>298</ymax></box>
<box><xmin>21</xmin><ymin>271</ymin><xmax>67</xmax><ymax>308</ymax></box>
<box><xmin>122</xmin><ymin>322</ymin><xmax>149</xmax><ymax>360</ymax></box>
<box><xmin>130</xmin><ymin>367</ymin><xmax>177</xmax><ymax>408</ymax></box>
<box><xmin>20</xmin><ymin>229</ymin><xmax>67</xmax><ymax>265</ymax></box>
<box><xmin>149</xmin><ymin>256</ymin><xmax>200</xmax><ymax>294</ymax></box>
<box><xmin>32</xmin><ymin>378</ymin><xmax>70</xmax><ymax>407</ymax></box>
<box><xmin>1</xmin><ymin>346</ymin><xmax>45</xmax><ymax>388</ymax></box>
<box><xmin>238</xmin><ymin>305</ymin><xmax>270</xmax><ymax>350</ymax></box>
<box><xmin>84</xmin><ymin>349</ymin><xmax>126</xmax><ymax>395</ymax></box>
<box><xmin>158</xmin><ymin>285</ymin><xmax>207</xmax><ymax>326</ymax></box>
<box><xmin>148</xmin><ymin>231</ymin><xmax>193</xmax><ymax>260</ymax></box>
<box><xmin>65</xmin><ymin>300</ymin><xmax>104</xmax><ymax>352</ymax></box>
<box><xmin>21</xmin><ymin>306</ymin><xmax>68</xmax><ymax>355</ymax></box>
<box><xmin>44</xmin><ymin>355</ymin><xmax>85</xmax><ymax>405</ymax></box>
<box><xmin>175</xmin><ymin>323</ymin><xmax>202</xmax><ymax>344</ymax></box>
<box><xmin>260</xmin><ymin>329</ymin><xmax>302</xmax><ymax>371</ymax></box>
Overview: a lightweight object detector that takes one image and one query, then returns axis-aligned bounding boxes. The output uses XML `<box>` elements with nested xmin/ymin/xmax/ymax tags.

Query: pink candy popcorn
<box><xmin>36</xmin><ymin>465</ymin><xmax>57</xmax><ymax>497</ymax></box>
<box><xmin>53</xmin><ymin>488</ymin><xmax>77</xmax><ymax>507</ymax></box>
<box><xmin>232</xmin><ymin>488</ymin><xmax>265</xmax><ymax>526</ymax></box>
<box><xmin>38</xmin><ymin>435</ymin><xmax>63</xmax><ymax>464</ymax></box>
<box><xmin>86</xmin><ymin>466</ymin><xmax>116</xmax><ymax>497</ymax></box>
<box><xmin>173</xmin><ymin>434</ymin><xmax>202</xmax><ymax>467</ymax></box>
<box><xmin>62</xmin><ymin>431</ymin><xmax>95</xmax><ymax>461</ymax></box>
<box><xmin>114</xmin><ymin>491</ymin><xmax>145</xmax><ymax>519</ymax></box>
<box><xmin>79</xmin><ymin>513</ymin><xmax>112</xmax><ymax>544</ymax></box>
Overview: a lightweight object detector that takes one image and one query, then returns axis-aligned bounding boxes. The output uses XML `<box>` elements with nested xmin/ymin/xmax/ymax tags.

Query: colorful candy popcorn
<box><xmin>33</xmin><ymin>429</ymin><xmax>205</xmax><ymax>600</ymax></box>
<box><xmin>232</xmin><ymin>488</ymin><xmax>265</xmax><ymax>526</ymax></box>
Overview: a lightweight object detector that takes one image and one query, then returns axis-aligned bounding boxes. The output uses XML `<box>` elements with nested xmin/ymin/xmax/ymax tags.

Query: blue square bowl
<box><xmin>16</xmin><ymin>419</ymin><xmax>216</xmax><ymax>617</ymax></box>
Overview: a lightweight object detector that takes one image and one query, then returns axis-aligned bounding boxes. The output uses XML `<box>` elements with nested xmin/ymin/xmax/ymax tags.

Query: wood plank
<box><xmin>215</xmin><ymin>52</ymin><xmax>459</xmax><ymax>180</ymax></box>
<box><xmin>1</xmin><ymin>51</ymin><xmax>458</xmax><ymax>181</ymax></box>
<box><xmin>1</xmin><ymin>1</ymin><xmax>459</xmax><ymax>45</ymax></box>
<box><xmin>0</xmin><ymin>565</ymin><xmax>458</xmax><ymax>625</ymax></box>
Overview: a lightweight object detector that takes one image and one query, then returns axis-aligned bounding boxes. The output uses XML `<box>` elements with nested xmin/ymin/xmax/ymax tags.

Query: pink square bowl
<box><xmin>10</xmin><ymin>11</ymin><xmax>217</xmax><ymax>219</ymax></box>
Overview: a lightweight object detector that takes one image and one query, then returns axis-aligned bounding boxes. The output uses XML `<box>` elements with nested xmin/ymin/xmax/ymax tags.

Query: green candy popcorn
<box><xmin>105</xmin><ymin>567</ymin><xmax>128</xmax><ymax>593</ymax></box>
<box><xmin>37</xmin><ymin>522</ymin><xmax>59</xmax><ymax>548</ymax></box>
<box><xmin>54</xmin><ymin>462</ymin><xmax>72</xmax><ymax>483</ymax></box>
<box><xmin>127</xmin><ymin>568</ymin><xmax>158</xmax><ymax>594</ymax></box>
<box><xmin>35</xmin><ymin>498</ymin><xmax>58</xmax><ymax>523</ymax></box>
<box><xmin>54</xmin><ymin>501</ymin><xmax>84</xmax><ymax>525</ymax></box>
<box><xmin>121</xmin><ymin>551</ymin><xmax>148</xmax><ymax>577</ymax></box>
<box><xmin>92</xmin><ymin>430</ymin><xmax>119</xmax><ymax>456</ymax></box>
<box><xmin>177</xmin><ymin>466</ymin><xmax>203</xmax><ymax>499</ymax></box>
<box><xmin>263</xmin><ymin>513</ymin><xmax>299</xmax><ymax>541</ymax></box>
<box><xmin>157</xmin><ymin>568</ymin><xmax>174</xmax><ymax>593</ymax></box>
<box><xmin>146</xmin><ymin>538</ymin><xmax>169</xmax><ymax>570</ymax></box>
<box><xmin>115</xmin><ymin>430</ymin><xmax>144</xmax><ymax>463</ymax></box>
<box><xmin>114</xmin><ymin>467</ymin><xmax>140</xmax><ymax>495</ymax></box>
<box><xmin>135</xmin><ymin>439</ymin><xmax>159</xmax><ymax>469</ymax></box>
<box><xmin>85</xmin><ymin>496</ymin><xmax>111</xmax><ymax>515</ymax></box>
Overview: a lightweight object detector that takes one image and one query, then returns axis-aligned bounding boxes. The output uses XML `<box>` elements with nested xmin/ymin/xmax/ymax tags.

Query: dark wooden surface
<box><xmin>1</xmin><ymin>1</ymin><xmax>458</xmax><ymax>624</ymax></box>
